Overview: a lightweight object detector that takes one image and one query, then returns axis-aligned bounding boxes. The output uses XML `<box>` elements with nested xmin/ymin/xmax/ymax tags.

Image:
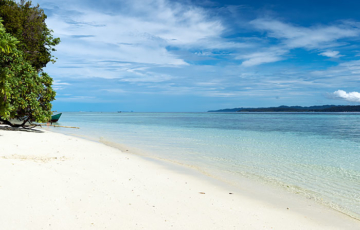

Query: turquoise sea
<box><xmin>49</xmin><ymin>112</ymin><xmax>360</xmax><ymax>219</ymax></box>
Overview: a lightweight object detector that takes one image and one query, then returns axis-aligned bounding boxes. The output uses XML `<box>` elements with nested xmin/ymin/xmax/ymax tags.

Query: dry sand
<box><xmin>0</xmin><ymin>127</ymin><xmax>359</xmax><ymax>230</ymax></box>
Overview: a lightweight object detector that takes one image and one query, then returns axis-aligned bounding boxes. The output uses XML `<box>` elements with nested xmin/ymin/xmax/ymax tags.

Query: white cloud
<box><xmin>239</xmin><ymin>47</ymin><xmax>287</xmax><ymax>67</ymax></box>
<box><xmin>312</xmin><ymin>59</ymin><xmax>360</xmax><ymax>76</ymax></box>
<box><xmin>52</xmin><ymin>80</ymin><xmax>71</xmax><ymax>90</ymax></box>
<box><xmin>238</xmin><ymin>18</ymin><xmax>360</xmax><ymax>67</ymax></box>
<box><xmin>240</xmin><ymin>50</ymin><xmax>286</xmax><ymax>67</ymax></box>
<box><xmin>338</xmin><ymin>60</ymin><xmax>360</xmax><ymax>73</ymax></box>
<box><xmin>102</xmin><ymin>89</ymin><xmax>127</xmax><ymax>94</ymax></box>
<box><xmin>251</xmin><ymin>18</ymin><xmax>360</xmax><ymax>49</ymax></box>
<box><xmin>39</xmin><ymin>0</ymin><xmax>228</xmax><ymax>67</ymax></box>
<box><xmin>53</xmin><ymin>80</ymin><xmax>71</xmax><ymax>86</ymax></box>
<box><xmin>319</xmin><ymin>50</ymin><xmax>342</xmax><ymax>58</ymax></box>
<box><xmin>333</xmin><ymin>90</ymin><xmax>360</xmax><ymax>102</ymax></box>
<box><xmin>55</xmin><ymin>95</ymin><xmax>98</xmax><ymax>102</ymax></box>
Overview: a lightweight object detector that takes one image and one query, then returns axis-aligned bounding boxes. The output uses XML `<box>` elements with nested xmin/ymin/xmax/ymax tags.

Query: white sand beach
<box><xmin>0</xmin><ymin>127</ymin><xmax>359</xmax><ymax>230</ymax></box>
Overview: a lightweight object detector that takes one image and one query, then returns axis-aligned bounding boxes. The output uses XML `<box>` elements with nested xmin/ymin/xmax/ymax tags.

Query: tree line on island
<box><xmin>0</xmin><ymin>0</ymin><xmax>59</xmax><ymax>127</ymax></box>
<box><xmin>209</xmin><ymin>105</ymin><xmax>360</xmax><ymax>112</ymax></box>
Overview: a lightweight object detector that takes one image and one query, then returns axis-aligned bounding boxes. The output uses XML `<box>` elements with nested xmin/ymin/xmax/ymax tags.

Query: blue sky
<box><xmin>31</xmin><ymin>0</ymin><xmax>360</xmax><ymax>112</ymax></box>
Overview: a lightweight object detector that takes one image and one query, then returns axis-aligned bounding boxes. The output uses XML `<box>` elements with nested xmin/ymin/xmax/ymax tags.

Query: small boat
<box><xmin>50</xmin><ymin>113</ymin><xmax>62</xmax><ymax>122</ymax></box>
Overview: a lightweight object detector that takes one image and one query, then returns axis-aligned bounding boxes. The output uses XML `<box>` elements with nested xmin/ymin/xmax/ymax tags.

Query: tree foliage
<box><xmin>0</xmin><ymin>18</ymin><xmax>18</xmax><ymax>53</ymax></box>
<box><xmin>0</xmin><ymin>0</ymin><xmax>60</xmax><ymax>72</ymax></box>
<box><xmin>0</xmin><ymin>46</ymin><xmax>56</xmax><ymax>126</ymax></box>
<box><xmin>0</xmin><ymin>1</ymin><xmax>59</xmax><ymax>128</ymax></box>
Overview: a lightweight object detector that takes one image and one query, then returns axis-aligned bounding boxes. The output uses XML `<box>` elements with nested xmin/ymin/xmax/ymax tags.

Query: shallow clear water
<box><xmin>50</xmin><ymin>112</ymin><xmax>360</xmax><ymax>219</ymax></box>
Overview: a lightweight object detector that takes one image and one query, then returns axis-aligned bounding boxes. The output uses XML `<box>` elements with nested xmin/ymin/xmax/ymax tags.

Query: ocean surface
<box><xmin>49</xmin><ymin>112</ymin><xmax>360</xmax><ymax>219</ymax></box>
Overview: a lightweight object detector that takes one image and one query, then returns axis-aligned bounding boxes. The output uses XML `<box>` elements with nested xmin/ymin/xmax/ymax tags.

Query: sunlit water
<box><xmin>49</xmin><ymin>112</ymin><xmax>360</xmax><ymax>219</ymax></box>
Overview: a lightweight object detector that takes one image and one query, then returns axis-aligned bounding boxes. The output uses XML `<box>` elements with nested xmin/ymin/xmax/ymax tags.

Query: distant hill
<box><xmin>208</xmin><ymin>105</ymin><xmax>360</xmax><ymax>112</ymax></box>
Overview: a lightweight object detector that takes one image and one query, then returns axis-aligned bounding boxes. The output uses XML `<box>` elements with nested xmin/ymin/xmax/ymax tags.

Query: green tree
<box><xmin>0</xmin><ymin>8</ymin><xmax>57</xmax><ymax>127</ymax></box>
<box><xmin>0</xmin><ymin>50</ymin><xmax>56</xmax><ymax>127</ymax></box>
<box><xmin>0</xmin><ymin>17</ymin><xmax>19</xmax><ymax>119</ymax></box>
<box><xmin>0</xmin><ymin>0</ymin><xmax>60</xmax><ymax>72</ymax></box>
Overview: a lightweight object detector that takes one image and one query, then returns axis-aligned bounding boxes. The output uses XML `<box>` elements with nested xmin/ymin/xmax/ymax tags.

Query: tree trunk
<box><xmin>0</xmin><ymin>117</ymin><xmax>30</xmax><ymax>128</ymax></box>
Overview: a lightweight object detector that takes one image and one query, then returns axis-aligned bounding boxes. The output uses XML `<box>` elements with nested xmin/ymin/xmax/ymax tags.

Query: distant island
<box><xmin>209</xmin><ymin>105</ymin><xmax>360</xmax><ymax>112</ymax></box>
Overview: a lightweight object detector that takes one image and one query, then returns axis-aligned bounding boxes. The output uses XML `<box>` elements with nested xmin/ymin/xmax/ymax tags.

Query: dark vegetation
<box><xmin>209</xmin><ymin>105</ymin><xmax>360</xmax><ymax>112</ymax></box>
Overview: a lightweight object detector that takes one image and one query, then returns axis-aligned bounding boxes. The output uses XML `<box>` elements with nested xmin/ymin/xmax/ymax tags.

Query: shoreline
<box><xmin>1</xmin><ymin>127</ymin><xmax>359</xmax><ymax>229</ymax></box>
<box><xmin>97</xmin><ymin>135</ymin><xmax>360</xmax><ymax>223</ymax></box>
<box><xmin>58</xmin><ymin>127</ymin><xmax>360</xmax><ymax>222</ymax></box>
